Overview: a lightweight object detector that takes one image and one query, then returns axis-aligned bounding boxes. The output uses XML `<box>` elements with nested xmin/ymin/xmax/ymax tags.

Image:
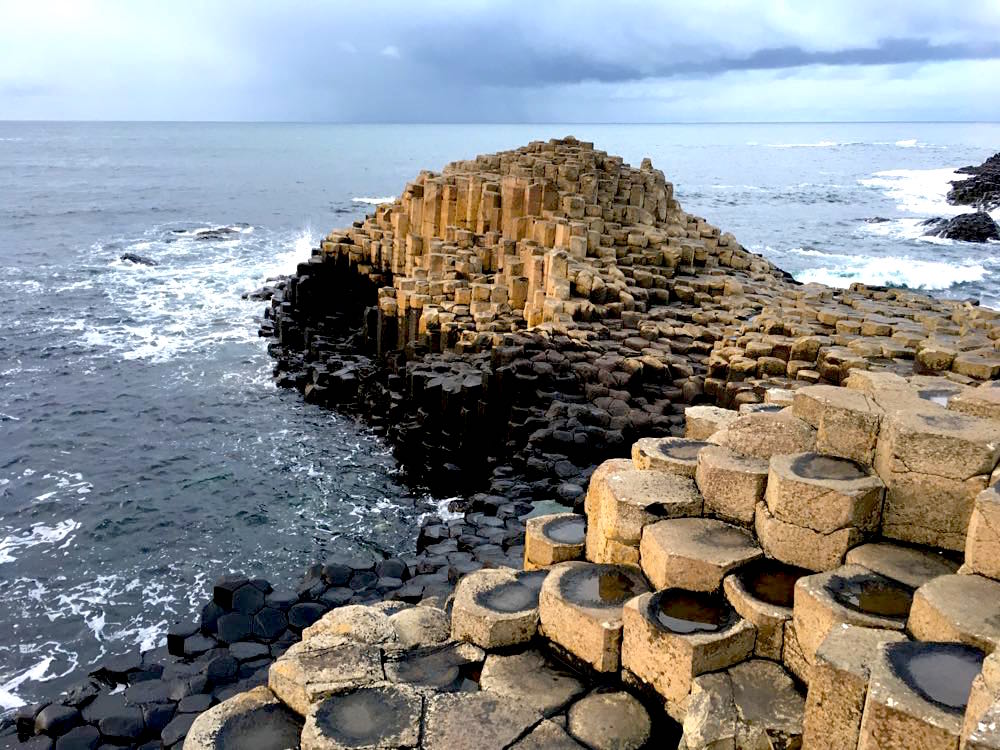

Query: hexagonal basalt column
<box><xmin>632</xmin><ymin>436</ymin><xmax>708</xmax><ymax>477</ymax></box>
<box><xmin>708</xmin><ymin>411</ymin><xmax>817</xmax><ymax>460</ymax></box>
<box><xmin>792</xmin><ymin>384</ymin><xmax>883</xmax><ymax>465</ymax></box>
<box><xmin>184</xmin><ymin>686</ymin><xmax>303</xmax><ymax>750</ymax></box>
<box><xmin>755</xmin><ymin>501</ymin><xmax>864</xmax><ymax>571</ymax></box>
<box><xmin>966</xmin><ymin>486</ymin><xmax>1000</xmax><ymax>581</ymax></box>
<box><xmin>874</xmin><ymin>406</ymin><xmax>1000</xmax><ymax>550</ymax></box>
<box><xmin>858</xmin><ymin>641</ymin><xmax>986</xmax><ymax>750</ymax></box>
<box><xmin>586</xmin><ymin>465</ymin><xmax>702</xmax><ymax>566</ymax></box>
<box><xmin>267</xmin><ymin>633</ymin><xmax>384</xmax><ymax>716</ymax></box>
<box><xmin>723</xmin><ymin>560</ymin><xmax>808</xmax><ymax>660</ymax></box>
<box><xmin>451</xmin><ymin>568</ymin><xmax>539</xmax><ymax>649</ymax></box>
<box><xmin>950</xmin><ymin>381</ymin><xmax>1000</xmax><ymax>422</ymax></box>
<box><xmin>524</xmin><ymin>513</ymin><xmax>585</xmax><ymax>570</ymax></box>
<box><xmin>963</xmin><ymin>651</ymin><xmax>1000</xmax><ymax>749</ymax></box>
<box><xmin>793</xmin><ymin>565</ymin><xmax>913</xmax><ymax>666</ymax></box>
<box><xmin>695</xmin><ymin>444</ymin><xmax>768</xmax><ymax>526</ymax></box>
<box><xmin>684</xmin><ymin>404</ymin><xmax>739</xmax><ymax>440</ymax></box>
<box><xmin>845</xmin><ymin>542</ymin><xmax>959</xmax><ymax>589</ymax></box>
<box><xmin>621</xmin><ymin>589</ymin><xmax>755</xmax><ymax>703</ymax></box>
<box><xmin>801</xmin><ymin>625</ymin><xmax>908</xmax><ymax>750</ymax></box>
<box><xmin>765</xmin><ymin>452</ymin><xmax>885</xmax><ymax>534</ymax></box>
<box><xmin>300</xmin><ymin>684</ymin><xmax>423</xmax><ymax>750</ymax></box>
<box><xmin>908</xmin><ymin>574</ymin><xmax>1000</xmax><ymax>653</ymax></box>
<box><xmin>640</xmin><ymin>518</ymin><xmax>761</xmax><ymax>592</ymax></box>
<box><xmin>539</xmin><ymin>561</ymin><xmax>650</xmax><ymax>673</ymax></box>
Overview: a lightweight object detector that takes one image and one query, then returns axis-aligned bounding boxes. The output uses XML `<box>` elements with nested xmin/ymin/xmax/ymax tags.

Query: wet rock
<box><xmin>929</xmin><ymin>211</ymin><xmax>1000</xmax><ymax>242</ymax></box>
<box><xmin>300</xmin><ymin>684</ymin><xmax>421</xmax><ymax>750</ymax></box>
<box><xmin>53</xmin><ymin>725</ymin><xmax>100</xmax><ymax>748</ymax></box>
<box><xmin>120</xmin><ymin>252</ymin><xmax>158</xmax><ymax>266</ymax></box>
<box><xmin>35</xmin><ymin>704</ymin><xmax>81</xmax><ymax>737</ymax></box>
<box><xmin>949</xmin><ymin>151</ymin><xmax>1000</xmax><ymax>210</ymax></box>
<box><xmin>384</xmin><ymin>641</ymin><xmax>484</xmax><ymax>692</ymax></box>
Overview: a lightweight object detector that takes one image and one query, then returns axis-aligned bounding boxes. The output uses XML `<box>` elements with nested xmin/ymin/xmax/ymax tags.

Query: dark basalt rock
<box><xmin>119</xmin><ymin>252</ymin><xmax>158</xmax><ymax>266</ymax></box>
<box><xmin>215</xmin><ymin>613</ymin><xmax>252</xmax><ymax>645</ymax></box>
<box><xmin>34</xmin><ymin>704</ymin><xmax>80</xmax><ymax>737</ymax></box>
<box><xmin>52</xmin><ymin>724</ymin><xmax>100</xmax><ymax>748</ymax></box>
<box><xmin>287</xmin><ymin>602</ymin><xmax>325</xmax><ymax>630</ymax></box>
<box><xmin>826</xmin><ymin>571</ymin><xmax>913</xmax><ymax>619</ymax></box>
<box><xmin>928</xmin><ymin>211</ymin><xmax>1000</xmax><ymax>243</ymax></box>
<box><xmin>949</xmin><ymin>152</ymin><xmax>1000</xmax><ymax>210</ymax></box>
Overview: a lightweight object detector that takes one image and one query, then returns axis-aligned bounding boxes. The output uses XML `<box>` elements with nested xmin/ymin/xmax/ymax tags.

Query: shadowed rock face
<box><xmin>791</xmin><ymin>453</ymin><xmax>868</xmax><ymax>482</ymax></box>
<box><xmin>543</xmin><ymin>516</ymin><xmax>586</xmax><ymax>545</ymax></box>
<box><xmin>885</xmin><ymin>641</ymin><xmax>985</xmax><ymax>714</ymax></box>
<box><xmin>949</xmin><ymin>152</ymin><xmax>1000</xmax><ymax>211</ymax></box>
<box><xmin>826</xmin><ymin>572</ymin><xmax>913</xmax><ymax>620</ymax></box>
<box><xmin>647</xmin><ymin>589</ymin><xmax>739</xmax><ymax>635</ymax></box>
<box><xmin>557</xmin><ymin>565</ymin><xmax>645</xmax><ymax>609</ymax></box>
<box><xmin>929</xmin><ymin>211</ymin><xmax>1000</xmax><ymax>243</ymax></box>
<box><xmin>736</xmin><ymin>560</ymin><xmax>809</xmax><ymax>609</ymax></box>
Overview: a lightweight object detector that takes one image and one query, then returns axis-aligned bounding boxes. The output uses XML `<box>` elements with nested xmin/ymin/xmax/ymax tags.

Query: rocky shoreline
<box><xmin>6</xmin><ymin>137</ymin><xmax>1000</xmax><ymax>748</ymax></box>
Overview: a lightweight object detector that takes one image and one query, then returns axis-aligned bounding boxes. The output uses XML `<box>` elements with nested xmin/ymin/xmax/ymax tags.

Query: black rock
<box><xmin>204</xmin><ymin>654</ymin><xmax>239</xmax><ymax>686</ymax></box>
<box><xmin>177</xmin><ymin>694</ymin><xmax>212</xmax><ymax>714</ymax></box>
<box><xmin>231</xmin><ymin>584</ymin><xmax>266</xmax><ymax>615</ymax></box>
<box><xmin>930</xmin><ymin>211</ymin><xmax>1000</xmax><ymax>242</ymax></box>
<box><xmin>124</xmin><ymin>679</ymin><xmax>172</xmax><ymax>706</ymax></box>
<box><xmin>53</xmin><ymin>725</ymin><xmax>100</xmax><ymax>749</ymax></box>
<box><xmin>160</xmin><ymin>713</ymin><xmax>197</xmax><ymax>747</ymax></box>
<box><xmin>215</xmin><ymin>613</ymin><xmax>252</xmax><ymax>644</ymax></box>
<box><xmin>35</xmin><ymin>704</ymin><xmax>81</xmax><ymax>737</ymax></box>
<box><xmin>182</xmin><ymin>634</ymin><xmax>217</xmax><ymax>657</ymax></box>
<box><xmin>60</xmin><ymin>680</ymin><xmax>101</xmax><ymax>709</ymax></box>
<box><xmin>166</xmin><ymin>620</ymin><xmax>199</xmax><ymax>657</ymax></box>
<box><xmin>16</xmin><ymin>703</ymin><xmax>47</xmax><ymax>735</ymax></box>
<box><xmin>200</xmin><ymin>602</ymin><xmax>226</xmax><ymax>635</ymax></box>
<box><xmin>320</xmin><ymin>563</ymin><xmax>352</xmax><ymax>587</ymax></box>
<box><xmin>349</xmin><ymin>571</ymin><xmax>378</xmax><ymax>591</ymax></box>
<box><xmin>96</xmin><ymin>703</ymin><xmax>144</xmax><ymax>743</ymax></box>
<box><xmin>119</xmin><ymin>252</ymin><xmax>157</xmax><ymax>266</ymax></box>
<box><xmin>212</xmin><ymin>574</ymin><xmax>249</xmax><ymax>610</ymax></box>
<box><xmin>165</xmin><ymin>673</ymin><xmax>209</xmax><ymax>702</ymax></box>
<box><xmin>141</xmin><ymin>702</ymin><xmax>176</xmax><ymax>736</ymax></box>
<box><xmin>251</xmin><ymin>607</ymin><xmax>288</xmax><ymax>642</ymax></box>
<box><xmin>949</xmin><ymin>152</ymin><xmax>1000</xmax><ymax>210</ymax></box>
<box><xmin>287</xmin><ymin>602</ymin><xmax>325</xmax><ymax>630</ymax></box>
<box><xmin>264</xmin><ymin>590</ymin><xmax>298</xmax><ymax>612</ymax></box>
<box><xmin>376</xmin><ymin>558</ymin><xmax>409</xmax><ymax>581</ymax></box>
<box><xmin>229</xmin><ymin>642</ymin><xmax>269</xmax><ymax>662</ymax></box>
<box><xmin>320</xmin><ymin>587</ymin><xmax>354</xmax><ymax>607</ymax></box>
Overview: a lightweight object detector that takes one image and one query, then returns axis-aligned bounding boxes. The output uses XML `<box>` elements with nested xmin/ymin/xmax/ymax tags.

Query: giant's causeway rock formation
<box><xmin>9</xmin><ymin>137</ymin><xmax>1000</xmax><ymax>748</ymax></box>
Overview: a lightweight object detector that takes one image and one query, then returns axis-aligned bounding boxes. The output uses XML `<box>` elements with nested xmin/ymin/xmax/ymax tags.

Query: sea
<box><xmin>1</xmin><ymin>121</ymin><xmax>998</xmax><ymax>711</ymax></box>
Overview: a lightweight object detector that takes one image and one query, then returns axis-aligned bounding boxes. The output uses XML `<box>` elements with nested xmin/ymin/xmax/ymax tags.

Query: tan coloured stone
<box><xmin>479</xmin><ymin>650</ymin><xmax>585</xmax><ymax>717</ymax></box>
<box><xmin>708</xmin><ymin>411</ymin><xmax>817</xmax><ymax>460</ymax></box>
<box><xmin>765</xmin><ymin>452</ymin><xmax>884</xmax><ymax>533</ymax></box>
<box><xmin>302</xmin><ymin>605</ymin><xmax>397</xmax><ymax>645</ymax></box>
<box><xmin>695</xmin><ymin>444</ymin><xmax>768</xmax><ymax>526</ymax></box>
<box><xmin>539</xmin><ymin>561</ymin><xmax>650</xmax><ymax>672</ymax></box>
<box><xmin>423</xmin><ymin>691</ymin><xmax>541</xmax><ymax>750</ymax></box>
<box><xmin>511</xmin><ymin>720</ymin><xmax>585</xmax><ymax>750</ymax></box>
<box><xmin>858</xmin><ymin>641</ymin><xmax>984</xmax><ymax>750</ymax></box>
<box><xmin>792</xmin><ymin>384</ymin><xmax>884</xmax><ymax>464</ymax></box>
<box><xmin>388</xmin><ymin>606</ymin><xmax>451</xmax><ymax>648</ymax></box>
<box><xmin>640</xmin><ymin>518</ymin><xmax>761</xmax><ymax>591</ymax></box>
<box><xmin>801</xmin><ymin>625</ymin><xmax>908</xmax><ymax>750</ymax></box>
<box><xmin>782</xmin><ymin>619</ymin><xmax>811</xmax><ymax>685</ymax></box>
<box><xmin>589</xmin><ymin>466</ymin><xmax>702</xmax><ymax>546</ymax></box>
<box><xmin>846</xmin><ymin>542</ymin><xmax>959</xmax><ymax>589</ymax></box>
<box><xmin>685</xmin><ymin>405</ymin><xmax>741</xmax><ymax>440</ymax></box>
<box><xmin>793</xmin><ymin>565</ymin><xmax>912</xmax><ymax>665</ymax></box>
<box><xmin>267</xmin><ymin>633</ymin><xmax>384</xmax><ymax>716</ymax></box>
<box><xmin>583</xmin><ymin>458</ymin><xmax>634</xmax><ymax>520</ymax></box>
<box><xmin>755</xmin><ymin>501</ymin><xmax>864</xmax><ymax>571</ymax></box>
<box><xmin>908</xmin><ymin>574</ymin><xmax>1000</xmax><ymax>653</ymax></box>
<box><xmin>300</xmin><ymin>684</ymin><xmax>423</xmax><ymax>750</ymax></box>
<box><xmin>632</xmin><ymin>436</ymin><xmax>708</xmax><ymax>477</ymax></box>
<box><xmin>951</xmin><ymin>381</ymin><xmax>1000</xmax><ymax>422</ymax></box>
<box><xmin>621</xmin><ymin>592</ymin><xmax>755</xmax><ymax>703</ymax></box>
<box><xmin>567</xmin><ymin>691</ymin><xmax>652</xmax><ymax>750</ymax></box>
<box><xmin>967</xmin><ymin>486</ymin><xmax>1000</xmax><ymax>581</ymax></box>
<box><xmin>723</xmin><ymin>566</ymin><xmax>798</xmax><ymax>660</ymax></box>
<box><xmin>524</xmin><ymin>512</ymin><xmax>585</xmax><ymax>570</ymax></box>
<box><xmin>963</xmin><ymin>652</ymin><xmax>1000</xmax><ymax>749</ymax></box>
<box><xmin>450</xmin><ymin>568</ymin><xmax>538</xmax><ymax>649</ymax></box>
<box><xmin>183</xmin><ymin>686</ymin><xmax>302</xmax><ymax>750</ymax></box>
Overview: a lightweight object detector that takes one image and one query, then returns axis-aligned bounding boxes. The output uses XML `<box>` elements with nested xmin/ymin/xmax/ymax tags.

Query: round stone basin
<box><xmin>826</xmin><ymin>572</ymin><xmax>913</xmax><ymax>620</ymax></box>
<box><xmin>558</xmin><ymin>565</ymin><xmax>647</xmax><ymax>609</ymax></box>
<box><xmin>647</xmin><ymin>589</ymin><xmax>739</xmax><ymax>635</ymax></box>
<box><xmin>659</xmin><ymin>439</ymin><xmax>708</xmax><ymax>461</ymax></box>
<box><xmin>543</xmin><ymin>515</ymin><xmax>586</xmax><ymax>545</ymax></box>
<box><xmin>314</xmin><ymin>686</ymin><xmax>419</xmax><ymax>745</ymax></box>
<box><xmin>736</xmin><ymin>560</ymin><xmax>810</xmax><ymax>609</ymax></box>
<box><xmin>475</xmin><ymin>581</ymin><xmax>538</xmax><ymax>613</ymax></box>
<box><xmin>886</xmin><ymin>641</ymin><xmax>985</xmax><ymax>714</ymax></box>
<box><xmin>515</xmin><ymin>570</ymin><xmax>548</xmax><ymax>592</ymax></box>
<box><xmin>791</xmin><ymin>453</ymin><xmax>869</xmax><ymax>482</ymax></box>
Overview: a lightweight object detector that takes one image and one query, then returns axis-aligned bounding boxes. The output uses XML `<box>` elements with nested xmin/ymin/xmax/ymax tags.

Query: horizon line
<box><xmin>2</xmin><ymin>119</ymin><xmax>1000</xmax><ymax>126</ymax></box>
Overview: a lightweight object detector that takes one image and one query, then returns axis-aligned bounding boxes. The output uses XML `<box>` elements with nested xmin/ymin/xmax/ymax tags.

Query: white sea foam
<box><xmin>796</xmin><ymin>255</ymin><xmax>986</xmax><ymax>290</ymax></box>
<box><xmin>352</xmin><ymin>196</ymin><xmax>396</xmax><ymax>205</ymax></box>
<box><xmin>0</xmin><ymin>520</ymin><xmax>81</xmax><ymax>565</ymax></box>
<box><xmin>859</xmin><ymin>167</ymin><xmax>969</xmax><ymax>216</ymax></box>
<box><xmin>766</xmin><ymin>140</ymin><xmax>847</xmax><ymax>148</ymax></box>
<box><xmin>895</xmin><ymin>139</ymin><xmax>918</xmax><ymax>147</ymax></box>
<box><xmin>0</xmin><ymin>642</ymin><xmax>80</xmax><ymax>710</ymax></box>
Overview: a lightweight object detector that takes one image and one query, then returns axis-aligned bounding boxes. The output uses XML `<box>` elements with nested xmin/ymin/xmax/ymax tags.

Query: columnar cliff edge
<box><xmin>8</xmin><ymin>137</ymin><xmax>1000</xmax><ymax>748</ymax></box>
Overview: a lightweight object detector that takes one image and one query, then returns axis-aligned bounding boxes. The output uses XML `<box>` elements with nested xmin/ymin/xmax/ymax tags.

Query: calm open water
<box><xmin>1</xmin><ymin>121</ymin><xmax>998</xmax><ymax>709</ymax></box>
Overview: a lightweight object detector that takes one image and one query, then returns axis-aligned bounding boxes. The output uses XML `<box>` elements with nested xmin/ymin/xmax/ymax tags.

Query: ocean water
<box><xmin>1</xmin><ymin>121</ymin><xmax>998</xmax><ymax>711</ymax></box>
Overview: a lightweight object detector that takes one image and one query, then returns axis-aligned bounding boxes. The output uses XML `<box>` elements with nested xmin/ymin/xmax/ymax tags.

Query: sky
<box><xmin>1</xmin><ymin>0</ymin><xmax>999</xmax><ymax>122</ymax></box>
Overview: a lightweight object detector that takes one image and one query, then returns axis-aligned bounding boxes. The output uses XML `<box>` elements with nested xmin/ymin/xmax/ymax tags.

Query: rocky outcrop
<box><xmin>928</xmin><ymin>211</ymin><xmax>1000</xmax><ymax>243</ymax></box>
<box><xmin>950</xmin><ymin>152</ymin><xmax>1000</xmax><ymax>211</ymax></box>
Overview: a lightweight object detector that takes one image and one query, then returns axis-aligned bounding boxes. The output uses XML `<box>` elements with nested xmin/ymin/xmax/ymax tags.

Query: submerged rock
<box><xmin>119</xmin><ymin>252</ymin><xmax>158</xmax><ymax>266</ymax></box>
